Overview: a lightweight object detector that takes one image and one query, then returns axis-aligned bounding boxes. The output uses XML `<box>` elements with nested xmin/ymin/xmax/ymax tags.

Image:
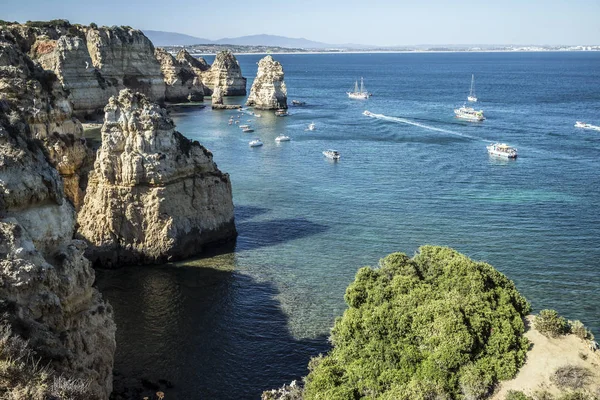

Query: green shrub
<box><xmin>304</xmin><ymin>246</ymin><xmax>531</xmax><ymax>400</ymax></box>
<box><xmin>557</xmin><ymin>391</ymin><xmax>598</xmax><ymax>400</ymax></box>
<box><xmin>533</xmin><ymin>390</ymin><xmax>555</xmax><ymax>400</ymax></box>
<box><xmin>535</xmin><ymin>310</ymin><xmax>569</xmax><ymax>338</ymax></box>
<box><xmin>569</xmin><ymin>320</ymin><xmax>594</xmax><ymax>341</ymax></box>
<box><xmin>506</xmin><ymin>390</ymin><xmax>533</xmax><ymax>400</ymax></box>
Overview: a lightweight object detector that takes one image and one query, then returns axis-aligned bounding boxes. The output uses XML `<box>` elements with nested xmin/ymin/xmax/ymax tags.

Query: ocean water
<box><xmin>96</xmin><ymin>52</ymin><xmax>600</xmax><ymax>399</ymax></box>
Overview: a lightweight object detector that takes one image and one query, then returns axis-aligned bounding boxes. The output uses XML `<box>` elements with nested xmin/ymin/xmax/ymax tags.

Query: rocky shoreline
<box><xmin>0</xmin><ymin>19</ymin><xmax>242</xmax><ymax>398</ymax></box>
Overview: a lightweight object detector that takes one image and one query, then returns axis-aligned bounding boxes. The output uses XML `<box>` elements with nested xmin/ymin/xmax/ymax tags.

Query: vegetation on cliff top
<box><xmin>304</xmin><ymin>246</ymin><xmax>532</xmax><ymax>400</ymax></box>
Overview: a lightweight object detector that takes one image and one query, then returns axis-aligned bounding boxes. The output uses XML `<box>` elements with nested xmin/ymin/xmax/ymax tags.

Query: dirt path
<box><xmin>492</xmin><ymin>316</ymin><xmax>600</xmax><ymax>398</ymax></box>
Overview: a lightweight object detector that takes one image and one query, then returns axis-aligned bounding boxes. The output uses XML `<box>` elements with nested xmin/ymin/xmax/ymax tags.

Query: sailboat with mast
<box><xmin>467</xmin><ymin>74</ymin><xmax>478</xmax><ymax>102</ymax></box>
<box><xmin>347</xmin><ymin>77</ymin><xmax>370</xmax><ymax>99</ymax></box>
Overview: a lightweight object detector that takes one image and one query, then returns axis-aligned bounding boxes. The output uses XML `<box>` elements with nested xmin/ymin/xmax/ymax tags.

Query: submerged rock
<box><xmin>77</xmin><ymin>89</ymin><xmax>236</xmax><ymax>267</ymax></box>
<box><xmin>246</xmin><ymin>55</ymin><xmax>287</xmax><ymax>110</ymax></box>
<box><xmin>201</xmin><ymin>50</ymin><xmax>246</xmax><ymax>96</ymax></box>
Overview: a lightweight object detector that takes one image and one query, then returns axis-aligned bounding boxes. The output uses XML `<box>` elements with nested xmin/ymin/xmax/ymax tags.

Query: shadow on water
<box><xmin>235</xmin><ymin>218</ymin><xmax>329</xmax><ymax>252</ymax></box>
<box><xmin>97</xmin><ymin>263</ymin><xmax>330</xmax><ymax>400</ymax></box>
<box><xmin>234</xmin><ymin>205</ymin><xmax>271</xmax><ymax>222</ymax></box>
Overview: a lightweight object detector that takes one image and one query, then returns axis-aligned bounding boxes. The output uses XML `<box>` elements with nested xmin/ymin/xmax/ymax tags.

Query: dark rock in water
<box><xmin>212</xmin><ymin>104</ymin><xmax>243</xmax><ymax>110</ymax></box>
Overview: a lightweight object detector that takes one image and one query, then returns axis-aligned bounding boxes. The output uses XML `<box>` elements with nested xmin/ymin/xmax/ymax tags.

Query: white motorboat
<box><xmin>242</xmin><ymin>127</ymin><xmax>254</xmax><ymax>133</ymax></box>
<box><xmin>275</xmin><ymin>135</ymin><xmax>291</xmax><ymax>142</ymax></box>
<box><xmin>323</xmin><ymin>149</ymin><xmax>340</xmax><ymax>160</ymax></box>
<box><xmin>363</xmin><ymin>110</ymin><xmax>373</xmax><ymax>116</ymax></box>
<box><xmin>467</xmin><ymin>74</ymin><xmax>478</xmax><ymax>102</ymax></box>
<box><xmin>292</xmin><ymin>100</ymin><xmax>306</xmax><ymax>106</ymax></box>
<box><xmin>275</xmin><ymin>109</ymin><xmax>289</xmax><ymax>117</ymax></box>
<box><xmin>255</xmin><ymin>114</ymin><xmax>262</xmax><ymax>118</ymax></box>
<box><xmin>308</xmin><ymin>123</ymin><xmax>316</xmax><ymax>131</ymax></box>
<box><xmin>347</xmin><ymin>77</ymin><xmax>370</xmax><ymax>99</ymax></box>
<box><xmin>575</xmin><ymin>121</ymin><xmax>600</xmax><ymax>131</ymax></box>
<box><xmin>249</xmin><ymin>138</ymin><xmax>263</xmax><ymax>147</ymax></box>
<box><xmin>454</xmin><ymin>105</ymin><xmax>485</xmax><ymax>121</ymax></box>
<box><xmin>487</xmin><ymin>143</ymin><xmax>517</xmax><ymax>159</ymax></box>
<box><xmin>239</xmin><ymin>124</ymin><xmax>250</xmax><ymax>129</ymax></box>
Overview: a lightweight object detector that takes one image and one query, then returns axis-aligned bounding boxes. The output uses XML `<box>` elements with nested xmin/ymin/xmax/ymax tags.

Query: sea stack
<box><xmin>155</xmin><ymin>47</ymin><xmax>205</xmax><ymax>102</ymax></box>
<box><xmin>77</xmin><ymin>89</ymin><xmax>236</xmax><ymax>267</ymax></box>
<box><xmin>201</xmin><ymin>50</ymin><xmax>247</xmax><ymax>96</ymax></box>
<box><xmin>246</xmin><ymin>55</ymin><xmax>287</xmax><ymax>110</ymax></box>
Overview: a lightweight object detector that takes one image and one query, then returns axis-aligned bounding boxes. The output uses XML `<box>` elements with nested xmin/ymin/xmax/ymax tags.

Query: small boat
<box><xmin>323</xmin><ymin>149</ymin><xmax>340</xmax><ymax>160</ymax></box>
<box><xmin>275</xmin><ymin>109</ymin><xmax>289</xmax><ymax>117</ymax></box>
<box><xmin>308</xmin><ymin>123</ymin><xmax>316</xmax><ymax>131</ymax></box>
<box><xmin>255</xmin><ymin>114</ymin><xmax>262</xmax><ymax>118</ymax></box>
<box><xmin>347</xmin><ymin>77</ymin><xmax>370</xmax><ymax>100</ymax></box>
<box><xmin>363</xmin><ymin>110</ymin><xmax>373</xmax><ymax>116</ymax></box>
<box><xmin>575</xmin><ymin>121</ymin><xmax>600</xmax><ymax>131</ymax></box>
<box><xmin>292</xmin><ymin>100</ymin><xmax>306</xmax><ymax>106</ymax></box>
<box><xmin>249</xmin><ymin>138</ymin><xmax>263</xmax><ymax>147</ymax></box>
<box><xmin>467</xmin><ymin>74</ymin><xmax>478</xmax><ymax>102</ymax></box>
<box><xmin>235</xmin><ymin>120</ymin><xmax>239</xmax><ymax>124</ymax></box>
<box><xmin>242</xmin><ymin>127</ymin><xmax>254</xmax><ymax>133</ymax></box>
<box><xmin>239</xmin><ymin>124</ymin><xmax>250</xmax><ymax>129</ymax></box>
<box><xmin>275</xmin><ymin>135</ymin><xmax>291</xmax><ymax>142</ymax></box>
<box><xmin>454</xmin><ymin>105</ymin><xmax>485</xmax><ymax>121</ymax></box>
<box><xmin>487</xmin><ymin>143</ymin><xmax>517</xmax><ymax>159</ymax></box>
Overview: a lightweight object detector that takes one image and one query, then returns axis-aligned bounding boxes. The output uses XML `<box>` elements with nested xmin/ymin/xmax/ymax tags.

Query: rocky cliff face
<box><xmin>0</xmin><ymin>27</ymin><xmax>93</xmax><ymax>210</ymax></box>
<box><xmin>77</xmin><ymin>89</ymin><xmax>236</xmax><ymax>267</ymax></box>
<box><xmin>202</xmin><ymin>50</ymin><xmax>246</xmax><ymax>96</ymax></box>
<box><xmin>155</xmin><ymin>47</ymin><xmax>205</xmax><ymax>102</ymax></box>
<box><xmin>246</xmin><ymin>55</ymin><xmax>287</xmax><ymax>110</ymax></box>
<box><xmin>0</xmin><ymin>80</ymin><xmax>116</xmax><ymax>399</ymax></box>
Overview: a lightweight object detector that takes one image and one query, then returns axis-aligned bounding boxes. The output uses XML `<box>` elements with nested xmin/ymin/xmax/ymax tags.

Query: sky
<box><xmin>3</xmin><ymin>0</ymin><xmax>600</xmax><ymax>46</ymax></box>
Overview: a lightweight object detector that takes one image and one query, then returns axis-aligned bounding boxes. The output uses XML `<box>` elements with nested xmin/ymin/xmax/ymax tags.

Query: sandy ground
<box><xmin>492</xmin><ymin>316</ymin><xmax>600</xmax><ymax>398</ymax></box>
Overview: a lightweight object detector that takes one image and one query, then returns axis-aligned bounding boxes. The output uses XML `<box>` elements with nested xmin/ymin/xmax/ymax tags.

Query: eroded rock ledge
<box><xmin>202</xmin><ymin>50</ymin><xmax>247</xmax><ymax>96</ymax></box>
<box><xmin>77</xmin><ymin>89</ymin><xmax>236</xmax><ymax>267</ymax></box>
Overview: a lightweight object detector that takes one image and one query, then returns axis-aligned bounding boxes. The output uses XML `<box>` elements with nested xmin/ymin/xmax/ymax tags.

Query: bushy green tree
<box><xmin>304</xmin><ymin>246</ymin><xmax>531</xmax><ymax>400</ymax></box>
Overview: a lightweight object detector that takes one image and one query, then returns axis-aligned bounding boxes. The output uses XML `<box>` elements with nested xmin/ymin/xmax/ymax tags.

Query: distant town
<box><xmin>162</xmin><ymin>43</ymin><xmax>600</xmax><ymax>55</ymax></box>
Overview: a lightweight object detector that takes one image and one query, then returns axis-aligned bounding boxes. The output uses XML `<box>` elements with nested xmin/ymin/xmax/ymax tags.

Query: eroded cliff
<box><xmin>202</xmin><ymin>50</ymin><xmax>247</xmax><ymax>96</ymax></box>
<box><xmin>77</xmin><ymin>89</ymin><xmax>236</xmax><ymax>267</ymax></box>
<box><xmin>246</xmin><ymin>55</ymin><xmax>287</xmax><ymax>110</ymax></box>
<box><xmin>155</xmin><ymin>47</ymin><xmax>205</xmax><ymax>102</ymax></box>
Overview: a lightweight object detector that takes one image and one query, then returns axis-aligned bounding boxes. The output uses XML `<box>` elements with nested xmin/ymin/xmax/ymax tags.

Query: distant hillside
<box><xmin>143</xmin><ymin>30</ymin><xmax>212</xmax><ymax>46</ymax></box>
<box><xmin>142</xmin><ymin>30</ymin><xmax>374</xmax><ymax>49</ymax></box>
<box><xmin>214</xmin><ymin>34</ymin><xmax>335</xmax><ymax>49</ymax></box>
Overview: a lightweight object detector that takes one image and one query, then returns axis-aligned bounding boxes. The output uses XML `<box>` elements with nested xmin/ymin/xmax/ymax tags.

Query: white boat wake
<box><xmin>363</xmin><ymin>110</ymin><xmax>483</xmax><ymax>141</ymax></box>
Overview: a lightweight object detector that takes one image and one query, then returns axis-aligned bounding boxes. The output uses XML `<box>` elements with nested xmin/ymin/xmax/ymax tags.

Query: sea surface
<box><xmin>96</xmin><ymin>52</ymin><xmax>600</xmax><ymax>399</ymax></box>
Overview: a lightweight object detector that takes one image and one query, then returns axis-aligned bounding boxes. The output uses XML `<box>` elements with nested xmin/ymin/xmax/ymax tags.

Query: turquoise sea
<box><xmin>97</xmin><ymin>52</ymin><xmax>600</xmax><ymax>399</ymax></box>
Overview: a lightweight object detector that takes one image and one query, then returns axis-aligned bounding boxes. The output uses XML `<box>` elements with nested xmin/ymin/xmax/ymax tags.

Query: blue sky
<box><xmin>3</xmin><ymin>0</ymin><xmax>599</xmax><ymax>45</ymax></box>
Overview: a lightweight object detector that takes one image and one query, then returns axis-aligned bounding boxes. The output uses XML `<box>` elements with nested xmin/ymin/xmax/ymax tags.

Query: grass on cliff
<box><xmin>303</xmin><ymin>246</ymin><xmax>532</xmax><ymax>400</ymax></box>
<box><xmin>0</xmin><ymin>321</ymin><xmax>97</xmax><ymax>400</ymax></box>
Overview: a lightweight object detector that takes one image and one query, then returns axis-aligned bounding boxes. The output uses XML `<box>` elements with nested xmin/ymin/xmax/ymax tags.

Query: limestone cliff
<box><xmin>0</xmin><ymin>95</ymin><xmax>116</xmax><ymax>399</ymax></box>
<box><xmin>0</xmin><ymin>27</ymin><xmax>92</xmax><ymax>210</ymax></box>
<box><xmin>155</xmin><ymin>47</ymin><xmax>205</xmax><ymax>102</ymax></box>
<box><xmin>201</xmin><ymin>50</ymin><xmax>246</xmax><ymax>96</ymax></box>
<box><xmin>246</xmin><ymin>55</ymin><xmax>287</xmax><ymax>110</ymax></box>
<box><xmin>77</xmin><ymin>89</ymin><xmax>236</xmax><ymax>267</ymax></box>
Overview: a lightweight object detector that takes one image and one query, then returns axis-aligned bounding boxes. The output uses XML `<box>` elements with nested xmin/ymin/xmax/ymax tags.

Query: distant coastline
<box><xmin>161</xmin><ymin>44</ymin><xmax>600</xmax><ymax>56</ymax></box>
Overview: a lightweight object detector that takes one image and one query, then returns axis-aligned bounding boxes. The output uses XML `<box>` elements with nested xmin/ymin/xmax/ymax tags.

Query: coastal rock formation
<box><xmin>155</xmin><ymin>47</ymin><xmax>205</xmax><ymax>102</ymax></box>
<box><xmin>0</xmin><ymin>91</ymin><xmax>116</xmax><ymax>399</ymax></box>
<box><xmin>85</xmin><ymin>26</ymin><xmax>165</xmax><ymax>103</ymax></box>
<box><xmin>246</xmin><ymin>55</ymin><xmax>287</xmax><ymax>110</ymax></box>
<box><xmin>77</xmin><ymin>89</ymin><xmax>236</xmax><ymax>267</ymax></box>
<box><xmin>201</xmin><ymin>50</ymin><xmax>246</xmax><ymax>96</ymax></box>
<box><xmin>0</xmin><ymin>27</ymin><xmax>93</xmax><ymax>209</ymax></box>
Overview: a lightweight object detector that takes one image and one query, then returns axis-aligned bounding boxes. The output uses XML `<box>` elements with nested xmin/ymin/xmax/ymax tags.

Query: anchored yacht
<box><xmin>323</xmin><ymin>149</ymin><xmax>340</xmax><ymax>160</ymax></box>
<box><xmin>275</xmin><ymin>135</ymin><xmax>291</xmax><ymax>142</ymax></box>
<box><xmin>249</xmin><ymin>138</ymin><xmax>263</xmax><ymax>147</ymax></box>
<box><xmin>347</xmin><ymin>77</ymin><xmax>370</xmax><ymax>99</ymax></box>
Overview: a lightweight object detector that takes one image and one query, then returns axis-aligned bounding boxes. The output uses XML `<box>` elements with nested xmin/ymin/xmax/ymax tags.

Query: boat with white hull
<box><xmin>454</xmin><ymin>105</ymin><xmax>485</xmax><ymax>121</ymax></box>
<box><xmin>323</xmin><ymin>149</ymin><xmax>340</xmax><ymax>160</ymax></box>
<box><xmin>487</xmin><ymin>143</ymin><xmax>517</xmax><ymax>159</ymax></box>
<box><xmin>347</xmin><ymin>77</ymin><xmax>370</xmax><ymax>99</ymax></box>
<box><xmin>275</xmin><ymin>135</ymin><xmax>291</xmax><ymax>142</ymax></box>
<box><xmin>467</xmin><ymin>74</ymin><xmax>478</xmax><ymax>102</ymax></box>
<box><xmin>249</xmin><ymin>138</ymin><xmax>263</xmax><ymax>147</ymax></box>
<box><xmin>575</xmin><ymin>121</ymin><xmax>600</xmax><ymax>131</ymax></box>
<box><xmin>308</xmin><ymin>123</ymin><xmax>316</xmax><ymax>131</ymax></box>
